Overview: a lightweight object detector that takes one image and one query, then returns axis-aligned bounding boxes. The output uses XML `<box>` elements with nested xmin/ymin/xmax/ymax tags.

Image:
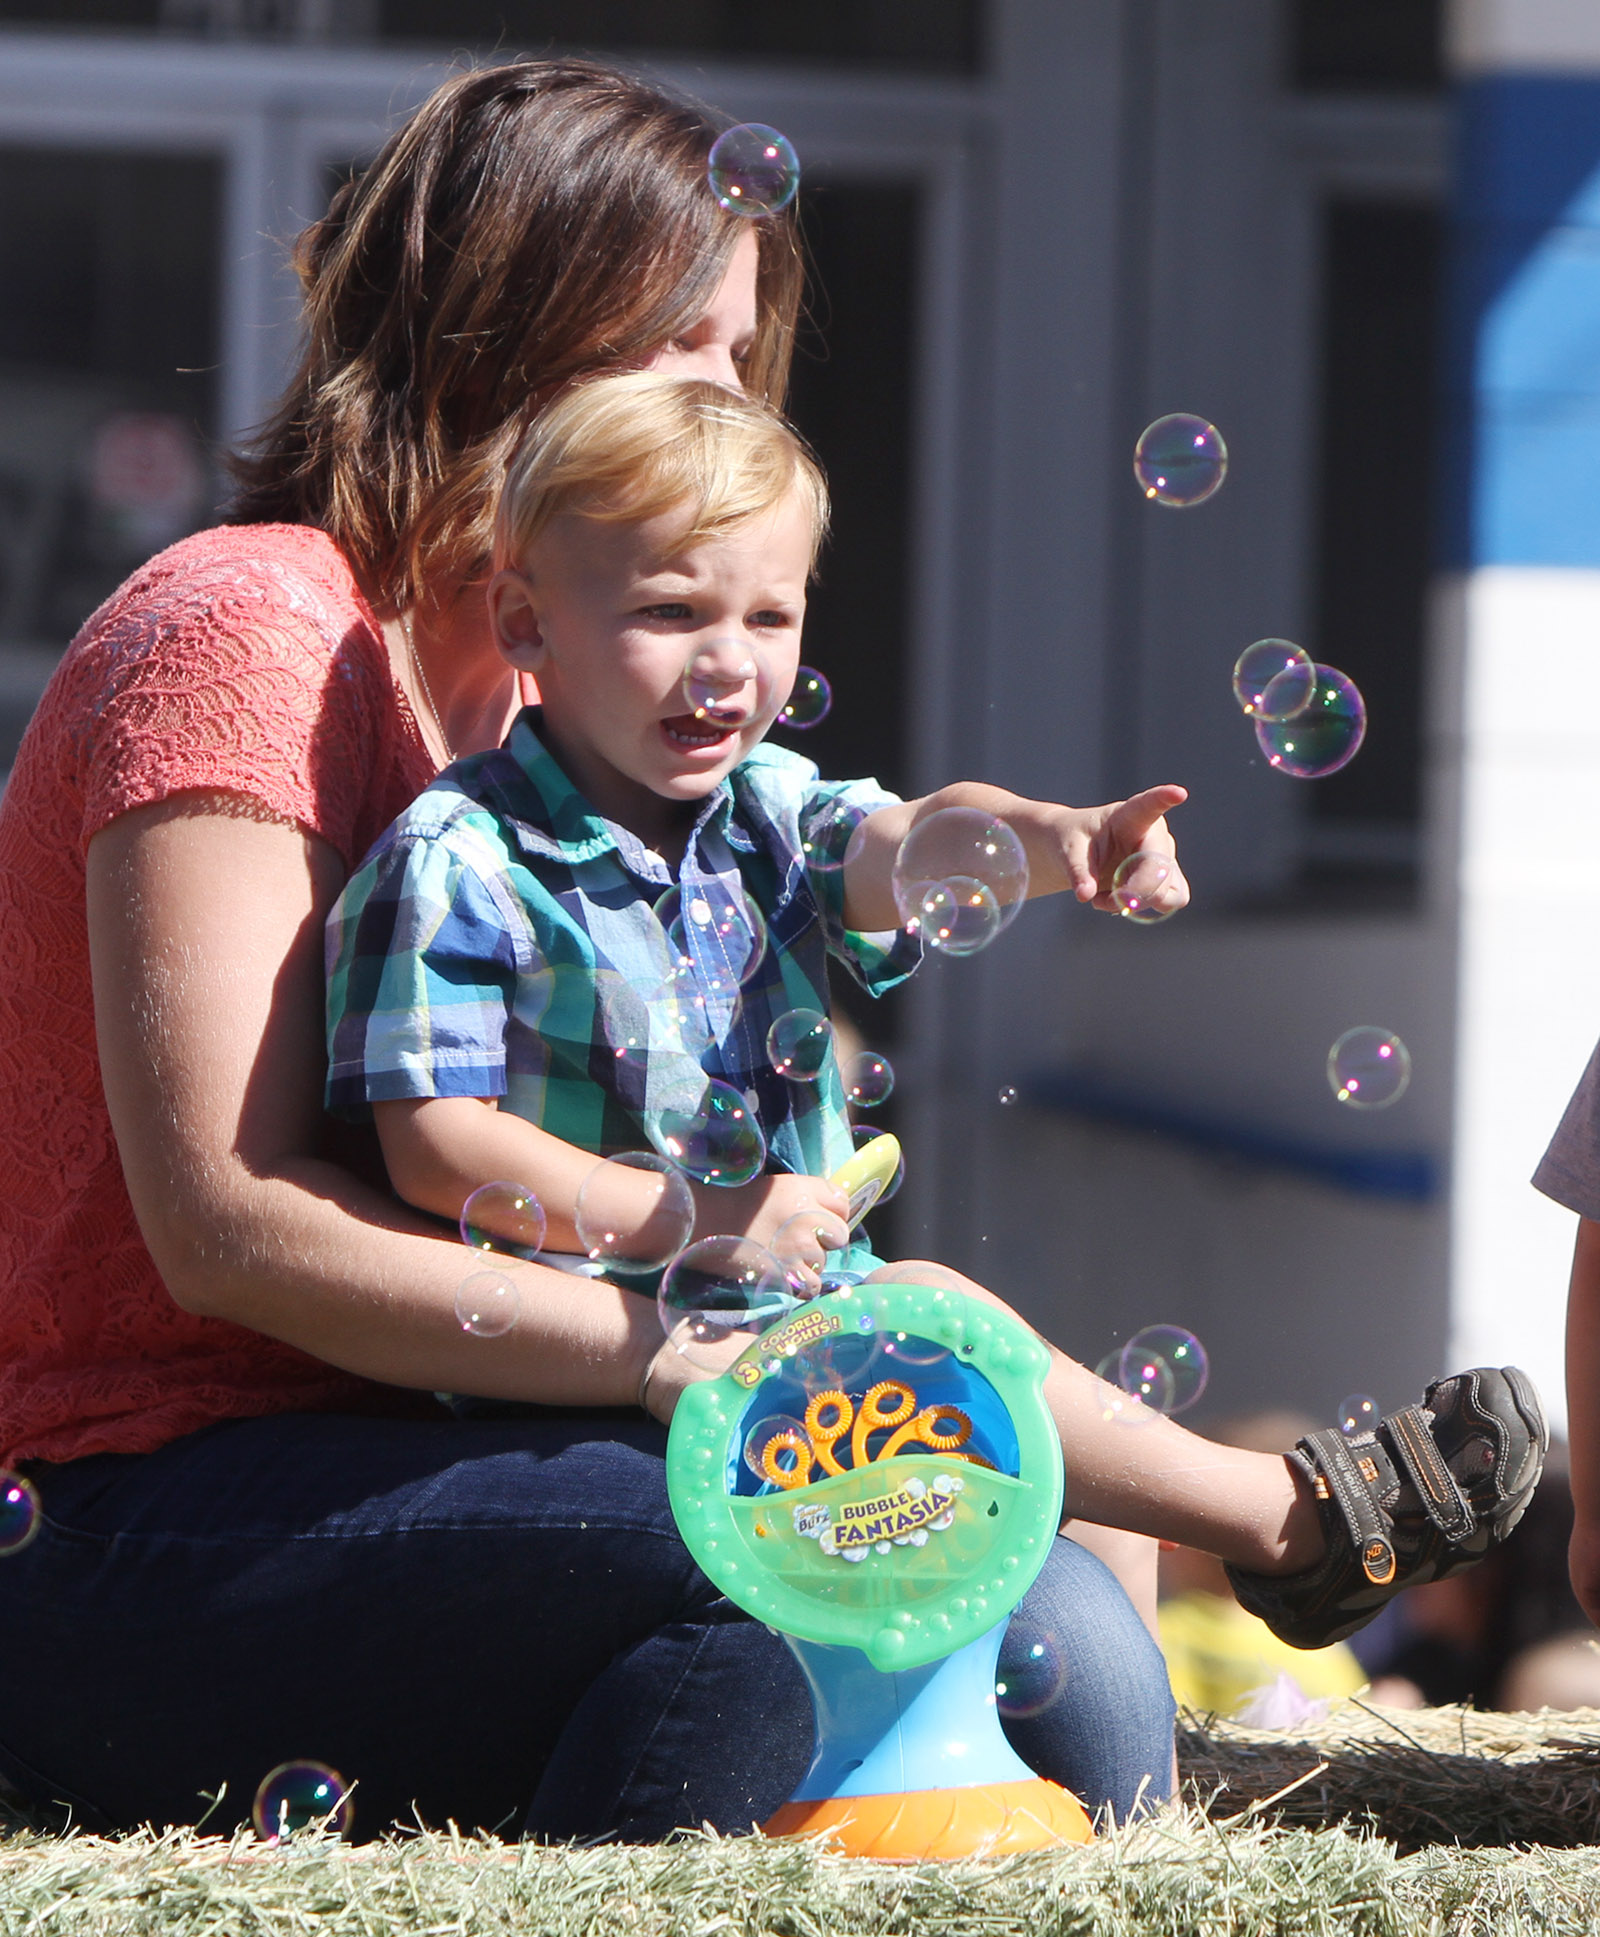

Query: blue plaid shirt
<box><xmin>326</xmin><ymin>709</ymin><xmax>919</xmax><ymax>1248</ymax></box>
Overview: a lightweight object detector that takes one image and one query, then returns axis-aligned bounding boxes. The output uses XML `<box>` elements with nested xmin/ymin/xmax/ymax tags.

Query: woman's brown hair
<box><xmin>227</xmin><ymin>59</ymin><xmax>803</xmax><ymax>614</ymax></box>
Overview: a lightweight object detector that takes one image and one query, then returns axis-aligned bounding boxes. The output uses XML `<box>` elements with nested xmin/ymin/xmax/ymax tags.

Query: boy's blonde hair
<box><xmin>493</xmin><ymin>370</ymin><xmax>829</xmax><ymax>570</ymax></box>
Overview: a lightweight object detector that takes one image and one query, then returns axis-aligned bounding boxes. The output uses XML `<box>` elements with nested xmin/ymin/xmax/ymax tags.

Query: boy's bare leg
<box><xmin>865</xmin><ymin>1261</ymin><xmax>1323</xmax><ymax>1578</ymax></box>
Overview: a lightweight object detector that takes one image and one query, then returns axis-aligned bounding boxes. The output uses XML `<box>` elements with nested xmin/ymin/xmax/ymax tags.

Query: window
<box><xmin>1288</xmin><ymin>0</ymin><xmax>1442</xmax><ymax>94</ymax></box>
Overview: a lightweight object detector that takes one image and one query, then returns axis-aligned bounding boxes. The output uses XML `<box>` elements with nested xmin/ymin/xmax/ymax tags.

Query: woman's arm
<box><xmin>840</xmin><ymin>781</ymin><xmax>1190</xmax><ymax>931</ymax></box>
<box><xmin>86</xmin><ymin>794</ymin><xmax>664</xmax><ymax>1408</ymax></box>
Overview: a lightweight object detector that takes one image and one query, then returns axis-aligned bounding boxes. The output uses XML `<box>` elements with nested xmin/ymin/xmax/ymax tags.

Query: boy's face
<box><xmin>490</xmin><ymin>495</ymin><xmax>810</xmax><ymax>844</ymax></box>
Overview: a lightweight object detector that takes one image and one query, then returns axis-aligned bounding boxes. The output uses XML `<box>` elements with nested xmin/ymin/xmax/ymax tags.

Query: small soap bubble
<box><xmin>852</xmin><ymin>1123</ymin><xmax>905</xmax><ymax>1205</ymax></box>
<box><xmin>779</xmin><ymin>667</ymin><xmax>831</xmax><ymax>730</ymax></box>
<box><xmin>251</xmin><ymin>1761</ymin><xmax>353</xmax><ymax>1843</ymax></box>
<box><xmin>1256</xmin><ymin>665</ymin><xmax>1366</xmax><ymax>778</ymax></box>
<box><xmin>1338</xmin><ymin>1393</ymin><xmax>1379</xmax><ymax>1437</ymax></box>
<box><xmin>1327</xmin><ymin>1027</ymin><xmax>1411</xmax><ymax>1110</ymax></box>
<box><xmin>575</xmin><ymin>1152</ymin><xmax>695</xmax><ymax>1273</ymax></box>
<box><xmin>892</xmin><ymin>810</ymin><xmax>1029</xmax><ymax>952</ymax></box>
<box><xmin>1233</xmin><ymin>640</ymin><xmax>1315</xmax><ymax>720</ymax></box>
<box><xmin>647</xmin><ymin>1077</ymin><xmax>767</xmax><ymax>1186</ymax></box>
<box><xmin>799</xmin><ymin>796</ymin><xmax>868</xmax><ymax>876</ymax></box>
<box><xmin>1093</xmin><ymin>1351</ymin><xmax>1158</xmax><ymax>1426</ymax></box>
<box><xmin>707</xmin><ymin>123</ymin><xmax>800</xmax><ymax>216</ymax></box>
<box><xmin>654</xmin><ymin>882</ymin><xmax>768</xmax><ymax>995</ymax></box>
<box><xmin>743</xmin><ymin>1413</ymin><xmax>809</xmax><ymax>1484</ymax></box>
<box><xmin>459</xmin><ymin>1182</ymin><xmax>546</xmax><ymax>1260</ymax></box>
<box><xmin>995</xmin><ymin>1629</ymin><xmax>1068</xmax><ymax>1720</ymax></box>
<box><xmin>0</xmin><ymin>1472</ymin><xmax>40</xmax><ymax>1556</ymax></box>
<box><xmin>659</xmin><ymin>1236</ymin><xmax>794</xmax><ymax>1367</ymax></box>
<box><xmin>917</xmin><ymin>878</ymin><xmax>1005</xmax><ymax>956</ymax></box>
<box><xmin>767</xmin><ymin>1008</ymin><xmax>833</xmax><ymax>1082</ymax></box>
<box><xmin>682</xmin><ymin>640</ymin><xmax>765</xmax><ymax>722</ymax></box>
<box><xmin>1134</xmin><ymin>413</ymin><xmax>1228</xmax><ymax>507</ymax></box>
<box><xmin>998</xmin><ymin>1085</ymin><xmax>1018</xmax><ymax>1106</ymax></box>
<box><xmin>454</xmin><ymin>1268</ymin><xmax>521</xmax><ymax>1339</ymax></box>
<box><xmin>843</xmin><ymin>1050</ymin><xmax>894</xmax><ymax>1109</ymax></box>
<box><xmin>1121</xmin><ymin>1325</ymin><xmax>1208</xmax><ymax>1414</ymax></box>
<box><xmin>1111</xmin><ymin>851</ymin><xmax>1178</xmax><ymax>925</ymax></box>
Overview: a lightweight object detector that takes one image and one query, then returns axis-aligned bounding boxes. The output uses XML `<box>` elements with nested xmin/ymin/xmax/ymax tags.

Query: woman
<box><xmin>0</xmin><ymin>58</ymin><xmax>1178</xmax><ymax>1837</ymax></box>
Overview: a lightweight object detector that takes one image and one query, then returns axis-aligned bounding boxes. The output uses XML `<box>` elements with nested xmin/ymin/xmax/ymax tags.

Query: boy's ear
<box><xmin>487</xmin><ymin>568</ymin><xmax>546</xmax><ymax>672</ymax></box>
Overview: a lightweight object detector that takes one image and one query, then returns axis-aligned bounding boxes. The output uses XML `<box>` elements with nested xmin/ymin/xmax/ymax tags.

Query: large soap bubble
<box><xmin>646</xmin><ymin>1077</ymin><xmax>767</xmax><ymax>1186</ymax></box>
<box><xmin>1134</xmin><ymin>413</ymin><xmax>1228</xmax><ymax>507</ymax></box>
<box><xmin>654</xmin><ymin>882</ymin><xmax>769</xmax><ymax>997</ymax></box>
<box><xmin>1232</xmin><ymin>640</ymin><xmax>1315</xmax><ymax>720</ymax></box>
<box><xmin>459</xmin><ymin>1181</ymin><xmax>546</xmax><ymax>1259</ymax></box>
<box><xmin>575</xmin><ymin>1152</ymin><xmax>696</xmax><ymax>1273</ymax></box>
<box><xmin>658</xmin><ymin>1235</ymin><xmax>795</xmax><ymax>1367</ymax></box>
<box><xmin>707</xmin><ymin>124</ymin><xmax>800</xmax><ymax>216</ymax></box>
<box><xmin>1256</xmin><ymin>665</ymin><xmax>1366</xmax><ymax>778</ymax></box>
<box><xmin>891</xmin><ymin>808</ymin><xmax>1029</xmax><ymax>957</ymax></box>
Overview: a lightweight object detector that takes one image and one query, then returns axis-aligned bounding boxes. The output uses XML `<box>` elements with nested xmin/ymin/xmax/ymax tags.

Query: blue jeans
<box><xmin>0</xmin><ymin>1410</ymin><xmax>1174</xmax><ymax>1838</ymax></box>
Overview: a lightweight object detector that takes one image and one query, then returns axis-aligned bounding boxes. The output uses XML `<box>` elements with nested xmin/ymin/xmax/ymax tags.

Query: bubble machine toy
<box><xmin>666</xmin><ymin>1275</ymin><xmax>1093</xmax><ymax>1860</ymax></box>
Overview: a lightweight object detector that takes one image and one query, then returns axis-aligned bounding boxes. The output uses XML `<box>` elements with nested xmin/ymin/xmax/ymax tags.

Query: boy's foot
<box><xmin>1225</xmin><ymin>1366</ymin><xmax>1547</xmax><ymax>1650</ymax></box>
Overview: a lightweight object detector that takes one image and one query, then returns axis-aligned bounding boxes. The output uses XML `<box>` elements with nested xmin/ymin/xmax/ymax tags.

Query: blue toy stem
<box><xmin>786</xmin><ymin>1621</ymin><xmax>1038</xmax><ymax>1801</ymax></box>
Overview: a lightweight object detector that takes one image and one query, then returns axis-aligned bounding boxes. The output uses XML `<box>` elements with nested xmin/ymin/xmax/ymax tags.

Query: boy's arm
<box><xmin>839</xmin><ymin>780</ymin><xmax>1189</xmax><ymax>932</ymax></box>
<box><xmin>375</xmin><ymin>1096</ymin><xmax>848</xmax><ymax>1260</ymax></box>
<box><xmin>1568</xmin><ymin>1216</ymin><xmax>1600</xmax><ymax>1625</ymax></box>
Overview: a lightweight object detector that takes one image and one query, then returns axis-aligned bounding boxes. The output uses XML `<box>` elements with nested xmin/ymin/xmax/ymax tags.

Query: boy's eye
<box><xmin>750</xmin><ymin>610</ymin><xmax>791</xmax><ymax>630</ymax></box>
<box><xmin>639</xmin><ymin>602</ymin><xmax>693</xmax><ymax>620</ymax></box>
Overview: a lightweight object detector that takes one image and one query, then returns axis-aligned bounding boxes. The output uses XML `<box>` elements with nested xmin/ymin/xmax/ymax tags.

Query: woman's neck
<box><xmin>390</xmin><ymin>582</ymin><xmax>524</xmax><ymax>766</ymax></box>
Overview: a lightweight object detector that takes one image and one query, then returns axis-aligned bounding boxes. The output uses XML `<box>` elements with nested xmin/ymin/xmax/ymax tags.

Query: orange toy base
<box><xmin>763</xmin><ymin>1777</ymin><xmax>1092</xmax><ymax>1860</ymax></box>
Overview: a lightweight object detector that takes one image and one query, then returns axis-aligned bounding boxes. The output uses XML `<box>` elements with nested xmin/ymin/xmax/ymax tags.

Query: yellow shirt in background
<box><xmin>1158</xmin><ymin>1590</ymin><xmax>1367</xmax><ymax>1717</ymax></box>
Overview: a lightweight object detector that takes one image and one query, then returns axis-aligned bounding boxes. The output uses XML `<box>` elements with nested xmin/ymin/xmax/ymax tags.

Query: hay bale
<box><xmin>1179</xmin><ymin>1701</ymin><xmax>1600</xmax><ymax>1850</ymax></box>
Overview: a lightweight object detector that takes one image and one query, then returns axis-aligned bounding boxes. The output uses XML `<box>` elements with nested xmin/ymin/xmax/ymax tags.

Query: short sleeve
<box><xmin>70</xmin><ymin>528</ymin><xmax>407</xmax><ymax>868</ymax></box>
<box><xmin>797</xmin><ymin>776</ymin><xmax>923</xmax><ymax>997</ymax></box>
<box><xmin>1534</xmin><ymin>1037</ymin><xmax>1600</xmax><ymax>1219</ymax></box>
<box><xmin>325</xmin><ymin>828</ymin><xmax>531</xmax><ymax>1119</ymax></box>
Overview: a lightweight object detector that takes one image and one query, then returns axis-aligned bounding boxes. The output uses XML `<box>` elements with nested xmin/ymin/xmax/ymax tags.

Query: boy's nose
<box><xmin>684</xmin><ymin>639</ymin><xmax>766</xmax><ymax>719</ymax></box>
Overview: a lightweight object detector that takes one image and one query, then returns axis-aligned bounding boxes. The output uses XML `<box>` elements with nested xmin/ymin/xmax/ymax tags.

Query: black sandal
<box><xmin>1225</xmin><ymin>1366</ymin><xmax>1547</xmax><ymax>1650</ymax></box>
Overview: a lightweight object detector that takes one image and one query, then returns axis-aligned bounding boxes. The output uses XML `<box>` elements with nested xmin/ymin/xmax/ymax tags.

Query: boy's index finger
<box><xmin>1116</xmin><ymin>784</ymin><xmax>1189</xmax><ymax>845</ymax></box>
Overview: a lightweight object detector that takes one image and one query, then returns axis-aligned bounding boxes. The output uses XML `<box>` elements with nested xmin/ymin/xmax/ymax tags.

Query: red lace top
<box><xmin>0</xmin><ymin>524</ymin><xmax>444</xmax><ymax>1465</ymax></box>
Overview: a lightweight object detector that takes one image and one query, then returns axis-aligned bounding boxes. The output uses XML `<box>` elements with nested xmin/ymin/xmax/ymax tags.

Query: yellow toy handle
<box><xmin>827</xmin><ymin>1133</ymin><xmax>902</xmax><ymax>1231</ymax></box>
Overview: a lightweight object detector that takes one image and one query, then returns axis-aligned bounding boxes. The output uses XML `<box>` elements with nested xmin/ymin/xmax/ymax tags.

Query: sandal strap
<box><xmin>1299</xmin><ymin>1428</ymin><xmax>1397</xmax><ymax>1587</ymax></box>
<box><xmin>1384</xmin><ymin>1402</ymin><xmax>1475</xmax><ymax>1543</ymax></box>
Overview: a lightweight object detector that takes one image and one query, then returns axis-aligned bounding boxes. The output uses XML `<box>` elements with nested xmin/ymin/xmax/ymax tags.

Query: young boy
<box><xmin>326</xmin><ymin>370</ymin><xmax>1545</xmax><ymax>1655</ymax></box>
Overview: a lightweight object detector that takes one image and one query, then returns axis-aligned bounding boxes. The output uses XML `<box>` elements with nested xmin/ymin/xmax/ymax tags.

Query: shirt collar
<box><xmin>466</xmin><ymin>707</ymin><xmax>756</xmax><ymax>879</ymax></box>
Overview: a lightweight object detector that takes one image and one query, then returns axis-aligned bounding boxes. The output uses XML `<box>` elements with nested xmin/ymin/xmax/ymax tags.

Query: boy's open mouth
<box><xmin>661</xmin><ymin>713</ymin><xmax>741</xmax><ymax>752</ymax></box>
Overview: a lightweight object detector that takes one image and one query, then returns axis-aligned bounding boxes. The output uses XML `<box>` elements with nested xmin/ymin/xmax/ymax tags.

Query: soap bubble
<box><xmin>683</xmin><ymin>640</ymin><xmax>766</xmax><ymax>722</ymax></box>
<box><xmin>1111</xmin><ymin>851</ymin><xmax>1178</xmax><ymax>925</ymax></box>
<box><xmin>1338</xmin><ymin>1394</ymin><xmax>1379</xmax><ymax>1437</ymax></box>
<box><xmin>743</xmin><ymin>1412</ymin><xmax>810</xmax><ymax>1485</ymax></box>
<box><xmin>1256</xmin><ymin>665</ymin><xmax>1366</xmax><ymax>778</ymax></box>
<box><xmin>659</xmin><ymin>1236</ymin><xmax>794</xmax><ymax>1366</ymax></box>
<box><xmin>893</xmin><ymin>809</ymin><xmax>1029</xmax><ymax>955</ymax></box>
<box><xmin>459</xmin><ymin>1182</ymin><xmax>546</xmax><ymax>1260</ymax></box>
<box><xmin>0</xmin><ymin>1472</ymin><xmax>40</xmax><ymax>1556</ymax></box>
<box><xmin>1120</xmin><ymin>1325</ymin><xmax>1208</xmax><ymax>1414</ymax></box>
<box><xmin>655</xmin><ymin>882</ymin><xmax>768</xmax><ymax>995</ymax></box>
<box><xmin>767</xmin><ymin>1008</ymin><xmax>833</xmax><ymax>1082</ymax></box>
<box><xmin>1134</xmin><ymin>413</ymin><xmax>1228</xmax><ymax>507</ymax></box>
<box><xmin>1233</xmin><ymin>640</ymin><xmax>1315</xmax><ymax>720</ymax></box>
<box><xmin>1093</xmin><ymin>1353</ymin><xmax>1159</xmax><ymax>1427</ymax></box>
<box><xmin>575</xmin><ymin>1152</ymin><xmax>696</xmax><ymax>1273</ymax></box>
<box><xmin>843</xmin><ymin>1050</ymin><xmax>894</xmax><ymax>1109</ymax></box>
<box><xmin>1327</xmin><ymin>1027</ymin><xmax>1411</xmax><ymax>1110</ymax></box>
<box><xmin>707</xmin><ymin>123</ymin><xmax>800</xmax><ymax>216</ymax></box>
<box><xmin>799</xmin><ymin>796</ymin><xmax>869</xmax><ymax>876</ymax></box>
<box><xmin>851</xmin><ymin>1123</ymin><xmax>905</xmax><ymax>1208</ymax></box>
<box><xmin>779</xmin><ymin>667</ymin><xmax>831</xmax><ymax>729</ymax></box>
<box><xmin>252</xmin><ymin>1761</ymin><xmax>353</xmax><ymax>1843</ymax></box>
<box><xmin>454</xmin><ymin>1268</ymin><xmax>521</xmax><ymax>1338</ymax></box>
<box><xmin>998</xmin><ymin>1086</ymin><xmax>1018</xmax><ymax>1106</ymax></box>
<box><xmin>650</xmin><ymin>961</ymin><xmax>726</xmax><ymax>1061</ymax></box>
<box><xmin>647</xmin><ymin>1077</ymin><xmax>766</xmax><ymax>1186</ymax></box>
<box><xmin>995</xmin><ymin>1629</ymin><xmax>1068</xmax><ymax>1720</ymax></box>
